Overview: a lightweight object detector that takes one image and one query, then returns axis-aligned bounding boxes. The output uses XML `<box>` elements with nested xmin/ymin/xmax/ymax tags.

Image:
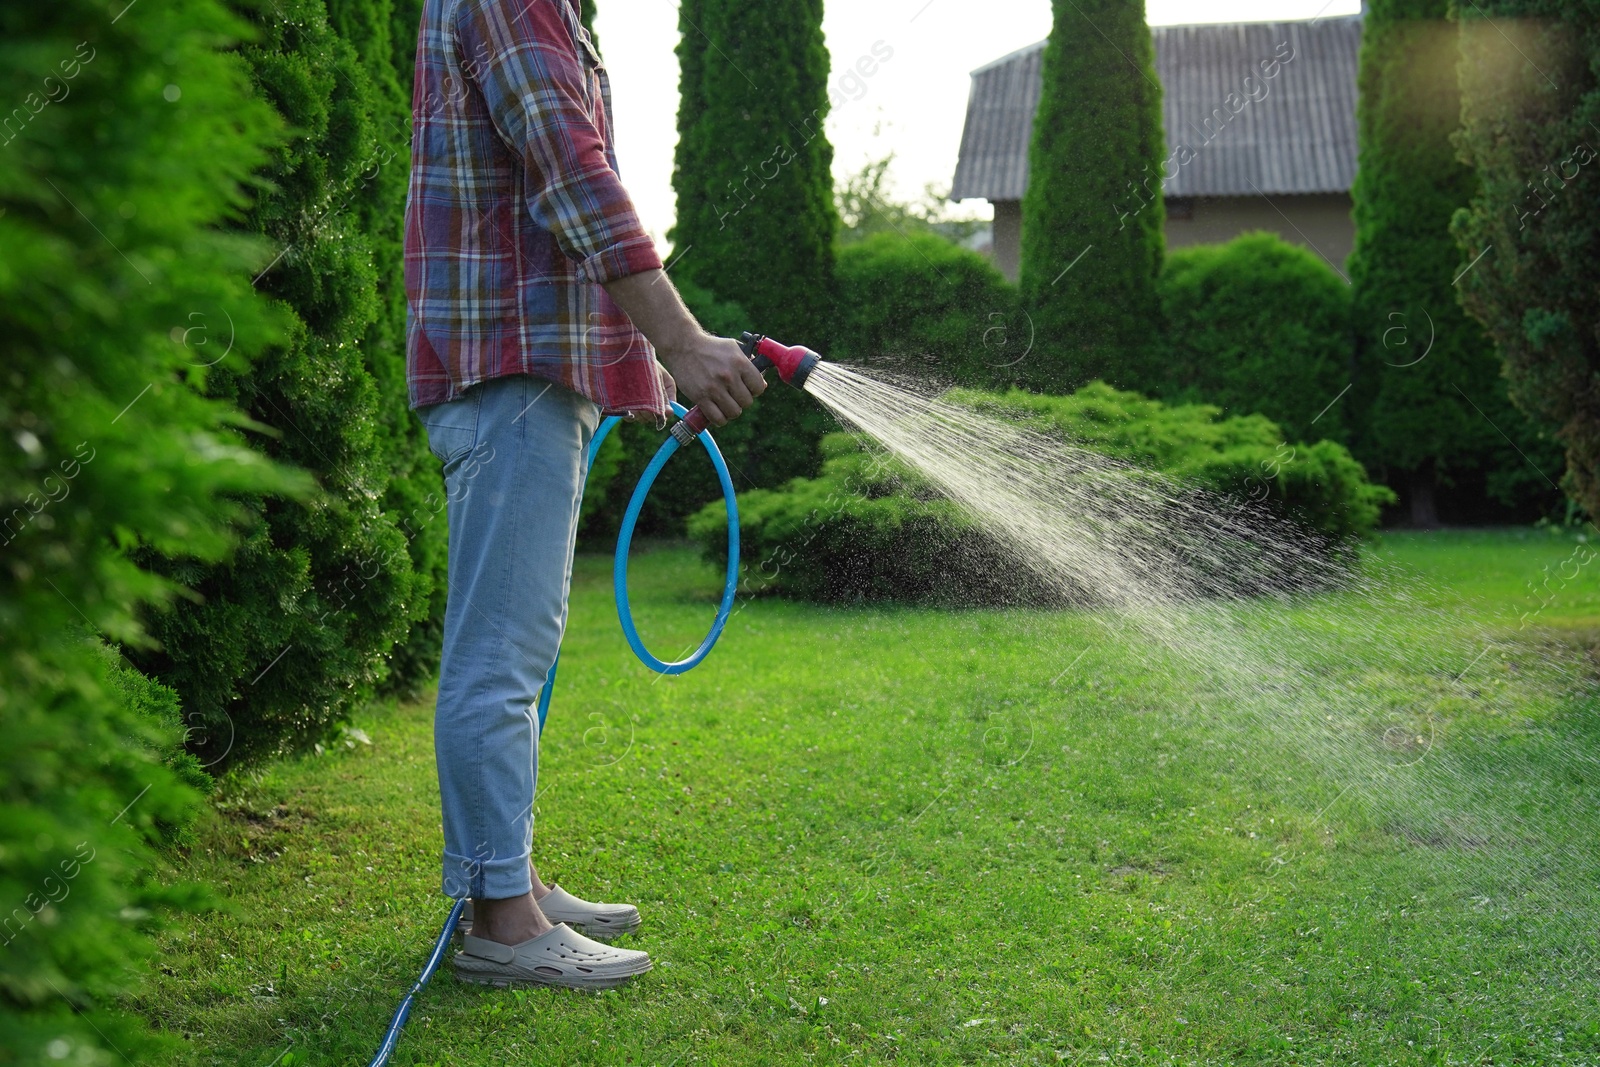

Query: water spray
<box><xmin>367</xmin><ymin>332</ymin><xmax>822</xmax><ymax>1066</ymax></box>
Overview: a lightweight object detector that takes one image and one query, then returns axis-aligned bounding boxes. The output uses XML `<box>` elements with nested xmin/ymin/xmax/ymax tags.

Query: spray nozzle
<box><xmin>672</xmin><ymin>332</ymin><xmax>824</xmax><ymax>443</ymax></box>
<box><xmin>737</xmin><ymin>332</ymin><xmax>822</xmax><ymax>390</ymax></box>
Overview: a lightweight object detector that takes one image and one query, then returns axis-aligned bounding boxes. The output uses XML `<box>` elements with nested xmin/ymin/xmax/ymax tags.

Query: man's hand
<box><xmin>655</xmin><ymin>333</ymin><xmax>766</xmax><ymax>427</ymax></box>
<box><xmin>602</xmin><ymin>269</ymin><xmax>766</xmax><ymax>427</ymax></box>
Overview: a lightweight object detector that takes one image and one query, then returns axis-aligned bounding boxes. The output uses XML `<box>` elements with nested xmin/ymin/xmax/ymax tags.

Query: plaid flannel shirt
<box><xmin>404</xmin><ymin>0</ymin><xmax>672</xmax><ymax>418</ymax></box>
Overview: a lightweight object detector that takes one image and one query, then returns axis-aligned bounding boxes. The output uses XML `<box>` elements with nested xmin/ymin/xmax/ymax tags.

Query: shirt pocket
<box><xmin>576</xmin><ymin>23</ymin><xmax>603</xmax><ymax>70</ymax></box>
<box><xmin>575</xmin><ymin>25</ymin><xmax>604</xmax><ymax>112</ymax></box>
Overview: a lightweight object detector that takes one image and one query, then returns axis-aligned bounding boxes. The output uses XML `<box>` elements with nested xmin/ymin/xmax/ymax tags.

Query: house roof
<box><xmin>949</xmin><ymin>16</ymin><xmax>1362</xmax><ymax>202</ymax></box>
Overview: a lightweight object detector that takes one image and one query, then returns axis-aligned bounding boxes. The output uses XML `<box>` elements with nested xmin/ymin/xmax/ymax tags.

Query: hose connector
<box><xmin>670</xmin><ymin>419</ymin><xmax>700</xmax><ymax>446</ymax></box>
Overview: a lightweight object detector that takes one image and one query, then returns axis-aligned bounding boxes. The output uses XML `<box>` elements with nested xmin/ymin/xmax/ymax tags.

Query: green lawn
<box><xmin>142</xmin><ymin>528</ymin><xmax>1600</xmax><ymax>1066</ymax></box>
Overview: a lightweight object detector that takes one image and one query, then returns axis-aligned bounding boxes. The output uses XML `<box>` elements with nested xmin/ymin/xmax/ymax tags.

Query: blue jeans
<box><xmin>419</xmin><ymin>375</ymin><xmax>600</xmax><ymax>900</ymax></box>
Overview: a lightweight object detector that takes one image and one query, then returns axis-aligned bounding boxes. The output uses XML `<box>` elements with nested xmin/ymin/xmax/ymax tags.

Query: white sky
<box><xmin>595</xmin><ymin>0</ymin><xmax>1362</xmax><ymax>251</ymax></box>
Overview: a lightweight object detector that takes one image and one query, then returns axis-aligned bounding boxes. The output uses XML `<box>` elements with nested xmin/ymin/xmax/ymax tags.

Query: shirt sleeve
<box><xmin>455</xmin><ymin>0</ymin><xmax>662</xmax><ymax>284</ymax></box>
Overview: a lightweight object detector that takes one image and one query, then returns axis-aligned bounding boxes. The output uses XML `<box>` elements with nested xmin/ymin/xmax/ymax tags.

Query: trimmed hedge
<box><xmin>0</xmin><ymin>0</ymin><xmax>303</xmax><ymax>1059</ymax></box>
<box><xmin>691</xmin><ymin>382</ymin><xmax>1394</xmax><ymax>604</ymax></box>
<box><xmin>833</xmin><ymin>231</ymin><xmax>1018</xmax><ymax>389</ymax></box>
<box><xmin>1156</xmin><ymin>232</ymin><xmax>1352</xmax><ymax>442</ymax></box>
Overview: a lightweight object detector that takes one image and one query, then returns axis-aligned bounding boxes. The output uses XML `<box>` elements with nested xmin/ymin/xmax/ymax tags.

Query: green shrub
<box><xmin>1</xmin><ymin>637</ymin><xmax>219</xmax><ymax>1066</ymax></box>
<box><xmin>326</xmin><ymin>0</ymin><xmax>449</xmax><ymax>697</ymax></box>
<box><xmin>691</xmin><ymin>383</ymin><xmax>1394</xmax><ymax>604</ymax></box>
<box><xmin>956</xmin><ymin>386</ymin><xmax>1394</xmax><ymax>539</ymax></box>
<box><xmin>0</xmin><ymin>0</ymin><xmax>301</xmax><ymax>1059</ymax></box>
<box><xmin>1156</xmin><ymin>233</ymin><xmax>1353</xmax><ymax>441</ymax></box>
<box><xmin>103</xmin><ymin>649</ymin><xmax>216</xmax><ymax>819</ymax></box>
<box><xmin>689</xmin><ymin>434</ymin><xmax>1001</xmax><ymax>604</ymax></box>
<box><xmin>391</xmin><ymin>0</ymin><xmax>424</xmax><ymax>84</ymax></box>
<box><xmin>131</xmin><ymin>0</ymin><xmax>430</xmax><ymax>768</ymax></box>
<box><xmin>834</xmin><ymin>231</ymin><xmax>1017</xmax><ymax>389</ymax></box>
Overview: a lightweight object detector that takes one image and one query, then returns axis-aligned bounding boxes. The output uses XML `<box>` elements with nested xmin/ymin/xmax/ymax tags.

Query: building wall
<box><xmin>992</xmin><ymin>200</ymin><xmax>1022</xmax><ymax>282</ymax></box>
<box><xmin>1165</xmin><ymin>192</ymin><xmax>1354</xmax><ymax>272</ymax></box>
<box><xmin>987</xmin><ymin>192</ymin><xmax>1354</xmax><ymax>282</ymax></box>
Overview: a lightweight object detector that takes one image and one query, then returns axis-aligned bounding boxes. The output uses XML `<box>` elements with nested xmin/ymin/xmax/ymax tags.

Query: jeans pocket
<box><xmin>419</xmin><ymin>389</ymin><xmax>482</xmax><ymax>466</ymax></box>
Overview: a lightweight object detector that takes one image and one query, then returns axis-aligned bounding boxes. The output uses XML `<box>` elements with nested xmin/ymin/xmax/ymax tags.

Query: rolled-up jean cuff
<box><xmin>442</xmin><ymin>849</ymin><xmax>532</xmax><ymax>900</ymax></box>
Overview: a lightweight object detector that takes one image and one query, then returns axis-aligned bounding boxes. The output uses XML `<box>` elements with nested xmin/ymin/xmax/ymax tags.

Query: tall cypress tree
<box><xmin>669</xmin><ymin>0</ymin><xmax>710</xmax><ymax>262</ymax></box>
<box><xmin>1018</xmin><ymin>0</ymin><xmax>1165</xmax><ymax>395</ymax></box>
<box><xmin>1453</xmin><ymin>0</ymin><xmax>1598</xmax><ymax>521</ymax></box>
<box><xmin>1347</xmin><ymin>0</ymin><xmax>1559</xmax><ymax>525</ymax></box>
<box><xmin>670</xmin><ymin>0</ymin><xmax>836</xmax><ymax>485</ymax></box>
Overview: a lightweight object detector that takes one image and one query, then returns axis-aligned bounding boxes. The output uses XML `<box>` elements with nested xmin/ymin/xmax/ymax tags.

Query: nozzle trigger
<box><xmin>739</xmin><ymin>331</ymin><xmax>776</xmax><ymax>375</ymax></box>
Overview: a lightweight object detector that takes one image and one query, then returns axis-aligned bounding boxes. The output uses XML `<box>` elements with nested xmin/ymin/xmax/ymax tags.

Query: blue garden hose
<box><xmin>367</xmin><ymin>403</ymin><xmax>739</xmax><ymax>1067</ymax></box>
<box><xmin>365</xmin><ymin>897</ymin><xmax>465</xmax><ymax>1067</ymax></box>
<box><xmin>537</xmin><ymin>401</ymin><xmax>741</xmax><ymax>729</ymax></box>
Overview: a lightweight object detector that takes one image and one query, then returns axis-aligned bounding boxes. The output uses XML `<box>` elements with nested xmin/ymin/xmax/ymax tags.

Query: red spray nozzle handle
<box><xmin>741</xmin><ymin>333</ymin><xmax>821</xmax><ymax>387</ymax></box>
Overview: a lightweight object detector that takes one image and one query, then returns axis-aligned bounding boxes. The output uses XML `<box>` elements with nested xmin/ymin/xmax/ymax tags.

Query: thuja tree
<box><xmin>0</xmin><ymin>0</ymin><xmax>304</xmax><ymax>1059</ymax></box>
<box><xmin>670</xmin><ymin>0</ymin><xmax>837</xmax><ymax>486</ymax></box>
<box><xmin>326</xmin><ymin>0</ymin><xmax>449</xmax><ymax>694</ymax></box>
<box><xmin>391</xmin><ymin>0</ymin><xmax>423</xmax><ymax>82</ymax></box>
<box><xmin>1018</xmin><ymin>0</ymin><xmax>1165</xmax><ymax>395</ymax></box>
<box><xmin>1453</xmin><ymin>0</ymin><xmax>1600</xmax><ymax>521</ymax></box>
<box><xmin>132</xmin><ymin>0</ymin><xmax>426</xmax><ymax>766</ymax></box>
<box><xmin>1347</xmin><ymin>0</ymin><xmax>1559</xmax><ymax>526</ymax></box>
<box><xmin>670</xmin><ymin>0</ymin><xmax>711</xmax><ymax>262</ymax></box>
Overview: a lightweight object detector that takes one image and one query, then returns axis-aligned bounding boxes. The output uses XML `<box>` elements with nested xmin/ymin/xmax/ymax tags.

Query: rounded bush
<box><xmin>1156</xmin><ymin>232</ymin><xmax>1352</xmax><ymax>442</ymax></box>
<box><xmin>834</xmin><ymin>231</ymin><xmax>1018</xmax><ymax>389</ymax></box>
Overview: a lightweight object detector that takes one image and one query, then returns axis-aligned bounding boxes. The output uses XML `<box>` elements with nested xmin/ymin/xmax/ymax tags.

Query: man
<box><xmin>404</xmin><ymin>0</ymin><xmax>765</xmax><ymax>990</ymax></box>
